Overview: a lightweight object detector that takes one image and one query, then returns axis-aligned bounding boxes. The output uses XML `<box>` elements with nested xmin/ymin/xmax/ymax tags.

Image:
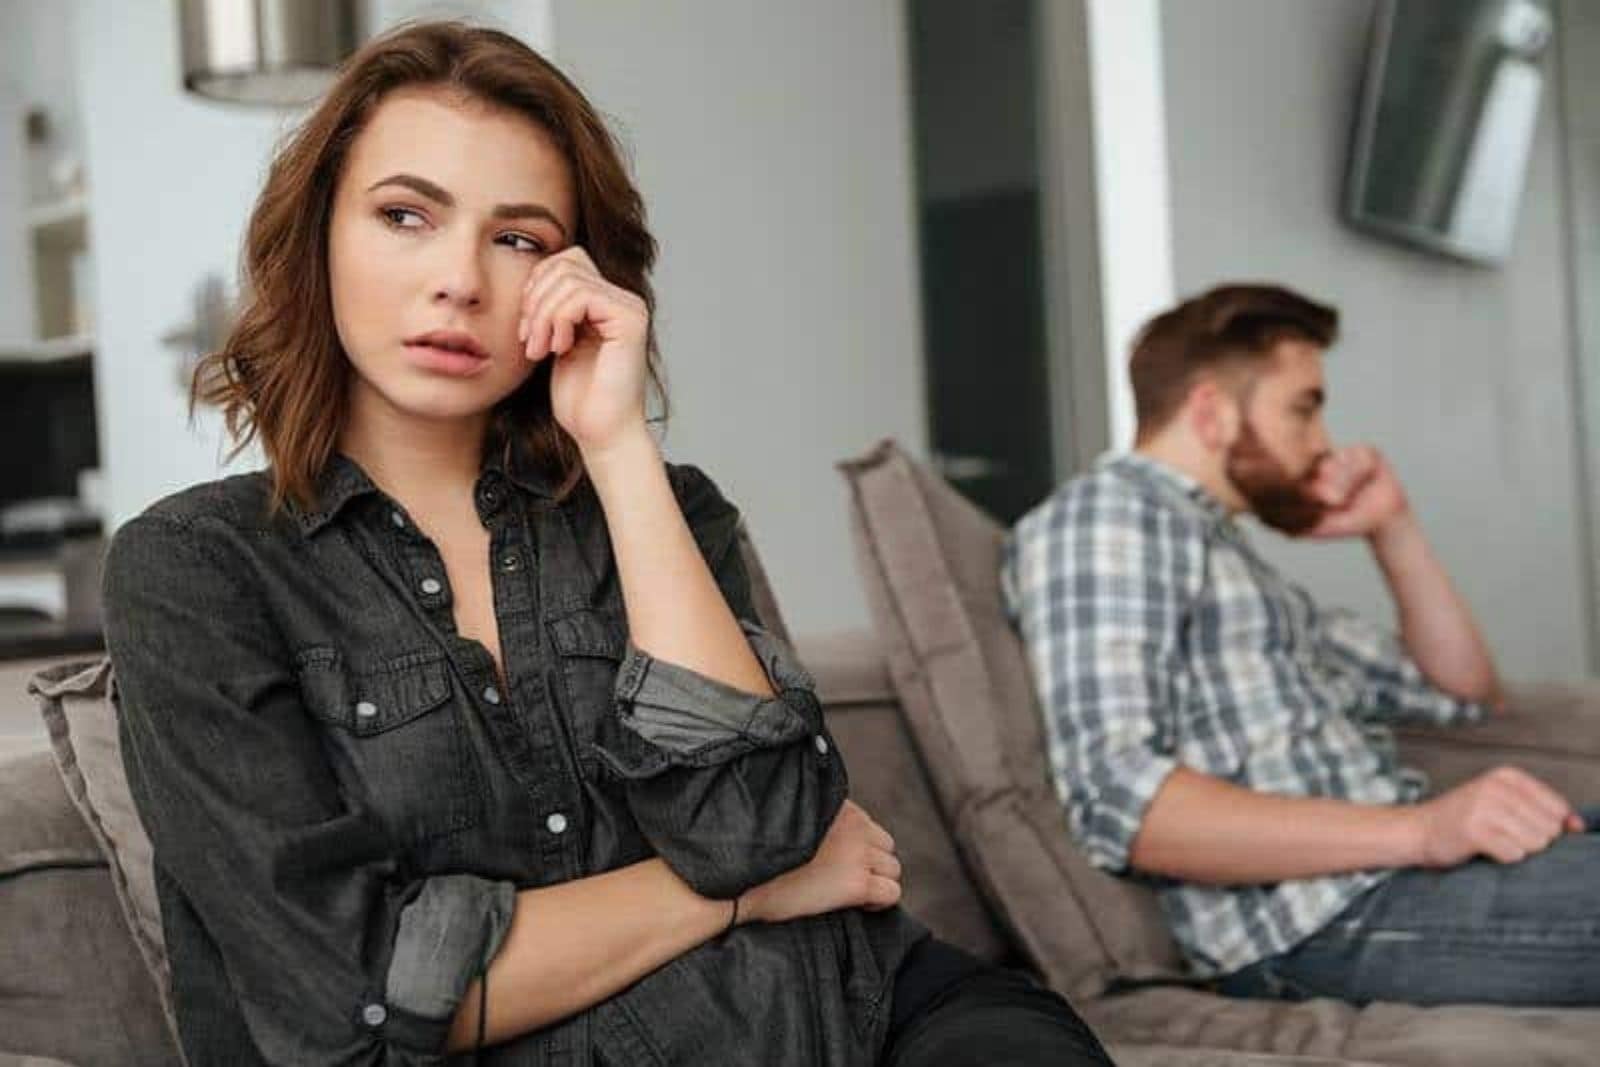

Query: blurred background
<box><xmin>0</xmin><ymin>0</ymin><xmax>1594</xmax><ymax>691</ymax></box>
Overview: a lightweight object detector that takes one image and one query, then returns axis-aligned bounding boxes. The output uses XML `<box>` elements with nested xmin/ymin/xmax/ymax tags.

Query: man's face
<box><xmin>1223</xmin><ymin>339</ymin><xmax>1333</xmax><ymax>534</ymax></box>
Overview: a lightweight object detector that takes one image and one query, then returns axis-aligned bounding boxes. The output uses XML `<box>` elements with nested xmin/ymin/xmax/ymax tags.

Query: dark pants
<box><xmin>882</xmin><ymin>937</ymin><xmax>1115</xmax><ymax>1066</ymax></box>
<box><xmin>1217</xmin><ymin>829</ymin><xmax>1600</xmax><ymax>1007</ymax></box>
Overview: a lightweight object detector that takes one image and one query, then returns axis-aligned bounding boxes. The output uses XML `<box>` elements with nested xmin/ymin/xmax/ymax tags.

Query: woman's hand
<box><xmin>517</xmin><ymin>246</ymin><xmax>650</xmax><ymax>456</ymax></box>
<box><xmin>734</xmin><ymin>800</ymin><xmax>903</xmax><ymax>925</ymax></box>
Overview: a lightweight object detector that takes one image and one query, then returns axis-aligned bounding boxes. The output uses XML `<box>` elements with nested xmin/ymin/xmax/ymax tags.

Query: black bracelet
<box><xmin>475</xmin><ymin>961</ymin><xmax>488</xmax><ymax>1055</ymax></box>
<box><xmin>723</xmin><ymin>894</ymin><xmax>740</xmax><ymax>936</ymax></box>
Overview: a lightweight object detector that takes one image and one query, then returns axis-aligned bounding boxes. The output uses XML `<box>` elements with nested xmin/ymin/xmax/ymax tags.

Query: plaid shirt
<box><xmin>999</xmin><ymin>451</ymin><xmax>1488</xmax><ymax>976</ymax></box>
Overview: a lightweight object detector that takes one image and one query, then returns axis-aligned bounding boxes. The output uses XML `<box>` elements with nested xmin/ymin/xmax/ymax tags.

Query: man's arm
<box><xmin>1368</xmin><ymin>510</ymin><xmax>1504</xmax><ymax>710</ymax></box>
<box><xmin>1002</xmin><ymin>480</ymin><xmax>1193</xmax><ymax>875</ymax></box>
<box><xmin>1130</xmin><ymin>762</ymin><xmax>1581</xmax><ymax>885</ymax></box>
<box><xmin>1129</xmin><ymin>767</ymin><xmax>1417</xmax><ymax>884</ymax></box>
<box><xmin>1305</xmin><ymin>446</ymin><xmax>1503</xmax><ymax>711</ymax></box>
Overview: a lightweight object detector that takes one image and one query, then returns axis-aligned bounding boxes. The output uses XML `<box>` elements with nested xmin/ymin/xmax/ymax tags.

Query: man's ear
<box><xmin>1188</xmin><ymin>378</ymin><xmax>1241</xmax><ymax>452</ymax></box>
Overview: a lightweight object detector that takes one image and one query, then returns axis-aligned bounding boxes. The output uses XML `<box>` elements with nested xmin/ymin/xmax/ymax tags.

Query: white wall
<box><xmin>1</xmin><ymin>0</ymin><xmax>83</xmax><ymax>209</ymax></box>
<box><xmin>548</xmin><ymin>0</ymin><xmax>927</xmax><ymax>635</ymax></box>
<box><xmin>1159</xmin><ymin>0</ymin><xmax>1590</xmax><ymax>681</ymax></box>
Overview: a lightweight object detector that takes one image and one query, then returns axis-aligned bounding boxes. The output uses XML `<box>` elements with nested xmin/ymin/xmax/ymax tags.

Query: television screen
<box><xmin>1345</xmin><ymin>0</ymin><xmax>1552</xmax><ymax>265</ymax></box>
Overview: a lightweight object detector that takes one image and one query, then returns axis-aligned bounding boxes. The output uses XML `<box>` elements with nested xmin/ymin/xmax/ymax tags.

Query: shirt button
<box><xmin>355</xmin><ymin>701</ymin><xmax>378</xmax><ymax>720</ymax></box>
<box><xmin>420</xmin><ymin>577</ymin><xmax>443</xmax><ymax>595</ymax></box>
<box><xmin>483</xmin><ymin>685</ymin><xmax>501</xmax><ymax>705</ymax></box>
<box><xmin>361</xmin><ymin>1002</ymin><xmax>387</xmax><ymax>1027</ymax></box>
<box><xmin>546</xmin><ymin>811</ymin><xmax>568</xmax><ymax>835</ymax></box>
<box><xmin>814</xmin><ymin>734</ymin><xmax>829</xmax><ymax>756</ymax></box>
<box><xmin>499</xmin><ymin>552</ymin><xmax>521</xmax><ymax>572</ymax></box>
<box><xmin>389</xmin><ymin>509</ymin><xmax>405</xmax><ymax>528</ymax></box>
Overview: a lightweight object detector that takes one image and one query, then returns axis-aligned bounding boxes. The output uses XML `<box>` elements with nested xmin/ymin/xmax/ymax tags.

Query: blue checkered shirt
<box><xmin>1000</xmin><ymin>451</ymin><xmax>1488</xmax><ymax>976</ymax></box>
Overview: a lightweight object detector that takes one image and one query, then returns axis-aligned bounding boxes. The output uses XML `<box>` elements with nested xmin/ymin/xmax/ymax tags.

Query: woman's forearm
<box><xmin>579</xmin><ymin>422</ymin><xmax>775</xmax><ymax>699</ymax></box>
<box><xmin>445</xmin><ymin>857</ymin><xmax>734</xmax><ymax>1052</ymax></box>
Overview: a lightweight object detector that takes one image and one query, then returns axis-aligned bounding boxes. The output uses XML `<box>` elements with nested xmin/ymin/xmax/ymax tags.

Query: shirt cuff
<box><xmin>1429</xmin><ymin>693</ymin><xmax>1492</xmax><ymax>727</ymax></box>
<box><xmin>1075</xmin><ymin>752</ymin><xmax>1180</xmax><ymax>874</ymax></box>
<box><xmin>603</xmin><ymin>620</ymin><xmax>821</xmax><ymax>771</ymax></box>
<box><xmin>383</xmin><ymin>873</ymin><xmax>517</xmax><ymax>1047</ymax></box>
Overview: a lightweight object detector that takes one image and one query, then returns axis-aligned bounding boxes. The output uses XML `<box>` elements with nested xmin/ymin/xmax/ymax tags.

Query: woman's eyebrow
<box><xmin>366</xmin><ymin>172</ymin><xmax>569</xmax><ymax>239</ymax></box>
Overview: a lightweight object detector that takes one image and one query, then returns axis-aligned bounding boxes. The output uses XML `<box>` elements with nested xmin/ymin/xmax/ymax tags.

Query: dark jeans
<box><xmin>1216</xmin><ymin>828</ymin><xmax>1600</xmax><ymax>1007</ymax></box>
<box><xmin>882</xmin><ymin>937</ymin><xmax>1115</xmax><ymax>1066</ymax></box>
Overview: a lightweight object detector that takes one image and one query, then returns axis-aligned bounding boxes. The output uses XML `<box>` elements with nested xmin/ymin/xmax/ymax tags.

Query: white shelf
<box><xmin>0</xmin><ymin>333</ymin><xmax>93</xmax><ymax>364</ymax></box>
<box><xmin>27</xmin><ymin>195</ymin><xmax>86</xmax><ymax>231</ymax></box>
<box><xmin>28</xmin><ymin>195</ymin><xmax>87</xmax><ymax>255</ymax></box>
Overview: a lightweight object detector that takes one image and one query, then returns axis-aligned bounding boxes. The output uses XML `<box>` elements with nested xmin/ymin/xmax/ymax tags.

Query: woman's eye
<box><xmin>378</xmin><ymin>206</ymin><xmax>424</xmax><ymax>230</ymax></box>
<box><xmin>499</xmin><ymin>232</ymin><xmax>547</xmax><ymax>255</ymax></box>
<box><xmin>377</xmin><ymin>207</ymin><xmax>545</xmax><ymax>255</ymax></box>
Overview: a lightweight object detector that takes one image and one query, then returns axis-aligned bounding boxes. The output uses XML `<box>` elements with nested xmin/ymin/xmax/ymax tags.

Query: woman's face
<box><xmin>327</xmin><ymin>87</ymin><xmax>577</xmax><ymax>428</ymax></box>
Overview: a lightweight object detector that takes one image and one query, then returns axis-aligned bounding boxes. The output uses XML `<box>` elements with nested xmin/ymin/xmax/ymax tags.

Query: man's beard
<box><xmin>1224</xmin><ymin>420</ymin><xmax>1328</xmax><ymax>535</ymax></box>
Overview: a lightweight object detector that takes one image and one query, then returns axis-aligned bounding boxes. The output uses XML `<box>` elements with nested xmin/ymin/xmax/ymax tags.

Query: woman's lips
<box><xmin>403</xmin><ymin>342</ymin><xmax>492</xmax><ymax>377</ymax></box>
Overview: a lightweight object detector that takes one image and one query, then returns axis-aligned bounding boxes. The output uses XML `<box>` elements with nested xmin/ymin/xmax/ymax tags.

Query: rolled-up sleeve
<box><xmin>102</xmin><ymin>513</ymin><xmax>516</xmax><ymax>1064</ymax></box>
<box><xmin>587</xmin><ymin>464</ymin><xmax>847</xmax><ymax>899</ymax></box>
<box><xmin>1000</xmin><ymin>483</ymin><xmax>1195</xmax><ymax>874</ymax></box>
<box><xmin>386</xmin><ymin>874</ymin><xmax>515</xmax><ymax>1028</ymax></box>
<box><xmin>1321</xmin><ymin>607</ymin><xmax>1489</xmax><ymax>728</ymax></box>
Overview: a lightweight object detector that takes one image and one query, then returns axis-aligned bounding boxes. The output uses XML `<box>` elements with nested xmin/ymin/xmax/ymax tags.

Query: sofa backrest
<box><xmin>839</xmin><ymin>440</ymin><xmax>1188</xmax><ymax>999</ymax></box>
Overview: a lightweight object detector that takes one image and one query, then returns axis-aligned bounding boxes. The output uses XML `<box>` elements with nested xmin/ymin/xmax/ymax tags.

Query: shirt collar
<box><xmin>292</xmin><ymin>431</ymin><xmax>560</xmax><ymax>536</ymax></box>
<box><xmin>482</xmin><ymin>430</ymin><xmax>562</xmax><ymax>500</ymax></box>
<box><xmin>1098</xmin><ymin>450</ymin><xmax>1233</xmax><ymax>526</ymax></box>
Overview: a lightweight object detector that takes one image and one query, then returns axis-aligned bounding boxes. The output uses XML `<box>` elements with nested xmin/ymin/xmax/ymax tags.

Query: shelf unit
<box><xmin>2</xmin><ymin>87</ymin><xmax>93</xmax><ymax>345</ymax></box>
<box><xmin>26</xmin><ymin>193</ymin><xmax>91</xmax><ymax>341</ymax></box>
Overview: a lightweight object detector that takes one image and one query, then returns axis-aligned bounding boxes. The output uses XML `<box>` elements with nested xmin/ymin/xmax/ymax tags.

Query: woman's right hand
<box><xmin>735</xmin><ymin>800</ymin><xmax>902</xmax><ymax>925</ymax></box>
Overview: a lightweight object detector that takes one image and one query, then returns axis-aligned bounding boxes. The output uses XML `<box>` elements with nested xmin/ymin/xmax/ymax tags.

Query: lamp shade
<box><xmin>178</xmin><ymin>0</ymin><xmax>361</xmax><ymax>106</ymax></box>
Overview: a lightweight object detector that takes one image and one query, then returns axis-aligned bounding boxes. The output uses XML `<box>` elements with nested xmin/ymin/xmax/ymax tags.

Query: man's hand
<box><xmin>1301</xmin><ymin>445</ymin><xmax>1410</xmax><ymax>540</ymax></box>
<box><xmin>1409</xmin><ymin>766</ymin><xmax>1585</xmax><ymax>868</ymax></box>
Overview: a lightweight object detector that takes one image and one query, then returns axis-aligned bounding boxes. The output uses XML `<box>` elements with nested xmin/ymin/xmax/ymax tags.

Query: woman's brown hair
<box><xmin>191</xmin><ymin>18</ymin><xmax>664</xmax><ymax>515</ymax></box>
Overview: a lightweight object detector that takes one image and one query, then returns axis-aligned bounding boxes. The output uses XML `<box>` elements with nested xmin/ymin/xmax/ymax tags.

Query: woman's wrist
<box><xmin>577</xmin><ymin>419</ymin><xmax>657</xmax><ymax>487</ymax></box>
<box><xmin>732</xmin><ymin>887</ymin><xmax>764</xmax><ymax>927</ymax></box>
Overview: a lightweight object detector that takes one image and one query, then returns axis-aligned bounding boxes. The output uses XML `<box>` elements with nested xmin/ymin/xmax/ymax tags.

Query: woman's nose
<box><xmin>431</xmin><ymin>240</ymin><xmax>486</xmax><ymax>308</ymax></box>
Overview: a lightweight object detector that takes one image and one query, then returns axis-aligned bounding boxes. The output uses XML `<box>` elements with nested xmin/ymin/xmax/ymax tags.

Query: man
<box><xmin>1000</xmin><ymin>283</ymin><xmax>1597</xmax><ymax>1006</ymax></box>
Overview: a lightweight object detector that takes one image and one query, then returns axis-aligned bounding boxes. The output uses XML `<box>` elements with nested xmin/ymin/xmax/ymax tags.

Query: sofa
<box><xmin>2</xmin><ymin>439</ymin><xmax>1599</xmax><ymax>1066</ymax></box>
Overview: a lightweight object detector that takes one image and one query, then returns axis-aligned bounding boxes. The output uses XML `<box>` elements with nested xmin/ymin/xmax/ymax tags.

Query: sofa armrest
<box><xmin>1396</xmin><ymin>680</ymin><xmax>1600</xmax><ymax>803</ymax></box>
<box><xmin>793</xmin><ymin>629</ymin><xmax>898</xmax><ymax>708</ymax></box>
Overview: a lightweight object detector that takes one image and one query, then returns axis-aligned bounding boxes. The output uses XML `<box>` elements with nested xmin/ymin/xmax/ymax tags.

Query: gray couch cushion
<box><xmin>1087</xmin><ymin>985</ymin><xmax>1600</xmax><ymax>1067</ymax></box>
<box><xmin>30</xmin><ymin>658</ymin><xmax>187</xmax><ymax>1064</ymax></box>
<box><xmin>0</xmin><ymin>750</ymin><xmax>181</xmax><ymax>1067</ymax></box>
<box><xmin>1106</xmin><ymin>1046</ymin><xmax>1384</xmax><ymax>1067</ymax></box>
<box><xmin>840</xmin><ymin>439</ymin><xmax>1187</xmax><ymax>999</ymax></box>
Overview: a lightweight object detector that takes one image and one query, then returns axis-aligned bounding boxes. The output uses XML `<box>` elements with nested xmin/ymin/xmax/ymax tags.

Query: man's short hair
<box><xmin>1130</xmin><ymin>283</ymin><xmax>1339</xmax><ymax>437</ymax></box>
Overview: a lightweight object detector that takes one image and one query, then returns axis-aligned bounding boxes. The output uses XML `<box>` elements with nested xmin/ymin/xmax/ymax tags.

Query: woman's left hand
<box><xmin>518</xmin><ymin>246</ymin><xmax>650</xmax><ymax>455</ymax></box>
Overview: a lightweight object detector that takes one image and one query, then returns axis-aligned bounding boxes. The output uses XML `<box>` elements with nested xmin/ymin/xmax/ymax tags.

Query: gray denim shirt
<box><xmin>100</xmin><ymin>438</ymin><xmax>928</xmax><ymax>1066</ymax></box>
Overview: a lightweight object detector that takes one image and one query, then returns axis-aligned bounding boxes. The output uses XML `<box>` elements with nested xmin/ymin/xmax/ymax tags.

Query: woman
<box><xmin>100</xmin><ymin>19</ymin><xmax>1114</xmax><ymax>1066</ymax></box>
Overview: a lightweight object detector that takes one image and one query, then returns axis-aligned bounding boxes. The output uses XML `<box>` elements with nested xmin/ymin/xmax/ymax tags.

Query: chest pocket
<box><xmin>546</xmin><ymin>607</ymin><xmax>628</xmax><ymax>766</ymax></box>
<box><xmin>295</xmin><ymin>646</ymin><xmax>483</xmax><ymax>845</ymax></box>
